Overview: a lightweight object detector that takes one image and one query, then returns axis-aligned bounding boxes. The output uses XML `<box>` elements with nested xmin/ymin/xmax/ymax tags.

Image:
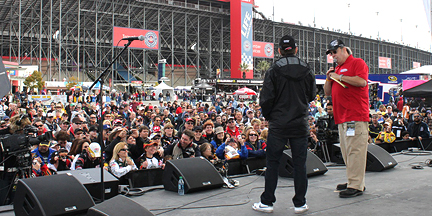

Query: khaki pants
<box><xmin>338</xmin><ymin>121</ymin><xmax>368</xmax><ymax>191</ymax></box>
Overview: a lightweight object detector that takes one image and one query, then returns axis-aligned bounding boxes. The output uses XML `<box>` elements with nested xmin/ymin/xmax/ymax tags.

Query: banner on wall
<box><xmin>253</xmin><ymin>41</ymin><xmax>274</xmax><ymax>58</ymax></box>
<box><xmin>113</xmin><ymin>26</ymin><xmax>159</xmax><ymax>50</ymax></box>
<box><xmin>378</xmin><ymin>57</ymin><xmax>392</xmax><ymax>69</ymax></box>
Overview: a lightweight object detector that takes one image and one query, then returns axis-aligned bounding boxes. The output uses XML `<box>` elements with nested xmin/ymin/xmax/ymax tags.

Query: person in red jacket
<box><xmin>225</xmin><ymin>117</ymin><xmax>240</xmax><ymax>138</ymax></box>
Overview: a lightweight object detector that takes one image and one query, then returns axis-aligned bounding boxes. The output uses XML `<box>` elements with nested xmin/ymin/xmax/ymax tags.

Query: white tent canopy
<box><xmin>153</xmin><ymin>81</ymin><xmax>175</xmax><ymax>101</ymax></box>
<box><xmin>400</xmin><ymin>65</ymin><xmax>432</xmax><ymax>75</ymax></box>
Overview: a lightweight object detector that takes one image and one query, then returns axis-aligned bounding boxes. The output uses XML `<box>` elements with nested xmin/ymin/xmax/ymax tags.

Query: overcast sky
<box><xmin>254</xmin><ymin>0</ymin><xmax>432</xmax><ymax>51</ymax></box>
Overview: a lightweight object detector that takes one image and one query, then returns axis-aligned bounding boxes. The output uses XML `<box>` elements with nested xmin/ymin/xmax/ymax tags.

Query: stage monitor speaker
<box><xmin>366</xmin><ymin>144</ymin><xmax>398</xmax><ymax>171</ymax></box>
<box><xmin>279</xmin><ymin>149</ymin><xmax>328</xmax><ymax>178</ymax></box>
<box><xmin>87</xmin><ymin>195</ymin><xmax>154</xmax><ymax>216</ymax></box>
<box><xmin>57</xmin><ymin>168</ymin><xmax>119</xmax><ymax>200</ymax></box>
<box><xmin>14</xmin><ymin>174</ymin><xmax>95</xmax><ymax>216</ymax></box>
<box><xmin>163</xmin><ymin>157</ymin><xmax>224</xmax><ymax>193</ymax></box>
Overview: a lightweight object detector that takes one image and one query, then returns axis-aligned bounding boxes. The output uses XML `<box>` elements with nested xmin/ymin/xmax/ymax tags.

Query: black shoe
<box><xmin>336</xmin><ymin>183</ymin><xmax>366</xmax><ymax>191</ymax></box>
<box><xmin>339</xmin><ymin>188</ymin><xmax>363</xmax><ymax>198</ymax></box>
<box><xmin>336</xmin><ymin>183</ymin><xmax>347</xmax><ymax>191</ymax></box>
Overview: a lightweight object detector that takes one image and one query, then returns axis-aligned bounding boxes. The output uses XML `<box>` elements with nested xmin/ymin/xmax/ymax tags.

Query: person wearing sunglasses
<box><xmin>225</xmin><ymin>116</ymin><xmax>240</xmax><ymax>138</ymax></box>
<box><xmin>324</xmin><ymin>39</ymin><xmax>369</xmax><ymax>199</ymax></box>
<box><xmin>33</xmin><ymin>119</ymin><xmax>48</xmax><ymax>136</ymax></box>
<box><xmin>407</xmin><ymin>114</ymin><xmax>430</xmax><ymax>141</ymax></box>
<box><xmin>244</xmin><ymin>129</ymin><xmax>266</xmax><ymax>158</ymax></box>
<box><xmin>109</xmin><ymin>142</ymin><xmax>137</xmax><ymax>178</ymax></box>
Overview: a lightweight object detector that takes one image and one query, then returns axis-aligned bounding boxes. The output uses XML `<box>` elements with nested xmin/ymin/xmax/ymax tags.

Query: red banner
<box><xmin>413</xmin><ymin>62</ymin><xmax>421</xmax><ymax>68</ymax></box>
<box><xmin>379</xmin><ymin>57</ymin><xmax>392</xmax><ymax>69</ymax></box>
<box><xmin>253</xmin><ymin>41</ymin><xmax>274</xmax><ymax>58</ymax></box>
<box><xmin>113</xmin><ymin>26</ymin><xmax>159</xmax><ymax>50</ymax></box>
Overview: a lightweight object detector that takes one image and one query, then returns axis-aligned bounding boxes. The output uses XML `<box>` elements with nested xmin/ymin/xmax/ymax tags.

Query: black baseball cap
<box><xmin>279</xmin><ymin>35</ymin><xmax>297</xmax><ymax>51</ymax></box>
<box><xmin>326</xmin><ymin>39</ymin><xmax>345</xmax><ymax>54</ymax></box>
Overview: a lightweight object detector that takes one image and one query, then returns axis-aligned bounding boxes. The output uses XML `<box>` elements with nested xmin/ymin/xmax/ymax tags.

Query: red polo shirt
<box><xmin>331</xmin><ymin>55</ymin><xmax>369</xmax><ymax>124</ymax></box>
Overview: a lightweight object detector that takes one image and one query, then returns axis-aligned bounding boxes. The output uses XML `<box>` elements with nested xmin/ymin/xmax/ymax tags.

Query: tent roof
<box><xmin>154</xmin><ymin>81</ymin><xmax>174</xmax><ymax>90</ymax></box>
<box><xmin>403</xmin><ymin>79</ymin><xmax>432</xmax><ymax>98</ymax></box>
<box><xmin>400</xmin><ymin>65</ymin><xmax>432</xmax><ymax>75</ymax></box>
<box><xmin>193</xmin><ymin>82</ymin><xmax>214</xmax><ymax>89</ymax></box>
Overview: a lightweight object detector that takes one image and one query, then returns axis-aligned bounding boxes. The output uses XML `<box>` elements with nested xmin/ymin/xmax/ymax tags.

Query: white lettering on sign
<box><xmin>241</xmin><ymin>11</ymin><xmax>252</xmax><ymax>38</ymax></box>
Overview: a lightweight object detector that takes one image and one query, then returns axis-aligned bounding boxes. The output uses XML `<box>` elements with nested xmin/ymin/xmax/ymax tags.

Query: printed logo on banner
<box><xmin>145</xmin><ymin>32</ymin><xmax>158</xmax><ymax>48</ymax></box>
<box><xmin>264</xmin><ymin>43</ymin><xmax>273</xmax><ymax>57</ymax></box>
<box><xmin>244</xmin><ymin>40</ymin><xmax>252</xmax><ymax>52</ymax></box>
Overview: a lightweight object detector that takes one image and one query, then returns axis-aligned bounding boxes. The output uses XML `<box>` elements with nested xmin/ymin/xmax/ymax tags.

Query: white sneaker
<box><xmin>294</xmin><ymin>204</ymin><xmax>309</xmax><ymax>214</ymax></box>
<box><xmin>252</xmin><ymin>202</ymin><xmax>274</xmax><ymax>213</ymax></box>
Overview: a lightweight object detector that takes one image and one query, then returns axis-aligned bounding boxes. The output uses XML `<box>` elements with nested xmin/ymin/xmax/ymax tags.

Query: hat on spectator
<box><xmin>149</xmin><ymin>133</ymin><xmax>161</xmax><ymax>140</ymax></box>
<box><xmin>139</xmin><ymin>106</ymin><xmax>145</xmax><ymax>111</ymax></box>
<box><xmin>384</xmin><ymin>122</ymin><xmax>391</xmax><ymax>126</ymax></box>
<box><xmin>143</xmin><ymin>142</ymin><xmax>158</xmax><ymax>149</ymax></box>
<box><xmin>74</xmin><ymin>128</ymin><xmax>84</xmax><ymax>134</ymax></box>
<box><xmin>88</xmin><ymin>142</ymin><xmax>101</xmax><ymax>158</ymax></box>
<box><xmin>193</xmin><ymin>126</ymin><xmax>202</xmax><ymax>132</ymax></box>
<box><xmin>103</xmin><ymin>124</ymin><xmax>111</xmax><ymax>130</ymax></box>
<box><xmin>279</xmin><ymin>35</ymin><xmax>297</xmax><ymax>51</ymax></box>
<box><xmin>47</xmin><ymin>113</ymin><xmax>55</xmax><ymax>118</ymax></box>
<box><xmin>2</xmin><ymin>116</ymin><xmax>9</xmax><ymax>120</ymax></box>
<box><xmin>326</xmin><ymin>39</ymin><xmax>345</xmax><ymax>54</ymax></box>
<box><xmin>113</xmin><ymin>119</ymin><xmax>122</xmax><ymax>125</ymax></box>
<box><xmin>227</xmin><ymin>116</ymin><xmax>235</xmax><ymax>121</ymax></box>
<box><xmin>185</xmin><ymin>118</ymin><xmax>195</xmax><ymax>123</ymax></box>
<box><xmin>247</xmin><ymin>110</ymin><xmax>254</xmax><ymax>114</ymax></box>
<box><xmin>89</xmin><ymin>125</ymin><xmax>98</xmax><ymax>132</ymax></box>
<box><xmin>39</xmin><ymin>141</ymin><xmax>50</xmax><ymax>146</ymax></box>
<box><xmin>387</xmin><ymin>106</ymin><xmax>392</xmax><ymax>109</ymax></box>
<box><xmin>61</xmin><ymin>120</ymin><xmax>70</xmax><ymax>125</ymax></box>
<box><xmin>215</xmin><ymin>126</ymin><xmax>224</xmax><ymax>134</ymax></box>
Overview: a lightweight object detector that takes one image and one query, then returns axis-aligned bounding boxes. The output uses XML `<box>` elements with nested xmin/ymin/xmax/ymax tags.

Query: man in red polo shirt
<box><xmin>324</xmin><ymin>39</ymin><xmax>369</xmax><ymax>198</ymax></box>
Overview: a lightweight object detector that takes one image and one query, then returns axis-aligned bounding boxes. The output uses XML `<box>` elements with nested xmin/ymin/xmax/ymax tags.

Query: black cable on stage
<box><xmin>153</xmin><ymin>172</ymin><xmax>267</xmax><ymax>215</ymax></box>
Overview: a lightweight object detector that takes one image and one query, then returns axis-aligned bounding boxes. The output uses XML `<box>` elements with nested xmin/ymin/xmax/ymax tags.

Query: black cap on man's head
<box><xmin>326</xmin><ymin>39</ymin><xmax>345</xmax><ymax>54</ymax></box>
<box><xmin>279</xmin><ymin>35</ymin><xmax>297</xmax><ymax>51</ymax></box>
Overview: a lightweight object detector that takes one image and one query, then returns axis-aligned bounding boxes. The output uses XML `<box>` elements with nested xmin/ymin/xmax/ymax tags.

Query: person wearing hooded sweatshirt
<box><xmin>253</xmin><ymin>35</ymin><xmax>315</xmax><ymax>214</ymax></box>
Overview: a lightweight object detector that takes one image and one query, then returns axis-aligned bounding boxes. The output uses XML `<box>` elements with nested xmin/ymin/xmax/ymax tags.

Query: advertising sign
<box><xmin>113</xmin><ymin>26</ymin><xmax>159</xmax><ymax>50</ymax></box>
<box><xmin>378</xmin><ymin>57</ymin><xmax>392</xmax><ymax>69</ymax></box>
<box><xmin>253</xmin><ymin>41</ymin><xmax>274</xmax><ymax>58</ymax></box>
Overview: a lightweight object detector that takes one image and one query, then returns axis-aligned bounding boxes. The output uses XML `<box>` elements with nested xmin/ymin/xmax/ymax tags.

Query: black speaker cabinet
<box><xmin>163</xmin><ymin>157</ymin><xmax>224</xmax><ymax>193</ymax></box>
<box><xmin>57</xmin><ymin>168</ymin><xmax>119</xmax><ymax>200</ymax></box>
<box><xmin>14</xmin><ymin>174</ymin><xmax>95</xmax><ymax>216</ymax></box>
<box><xmin>126</xmin><ymin>168</ymin><xmax>164</xmax><ymax>188</ymax></box>
<box><xmin>87</xmin><ymin>195</ymin><xmax>154</xmax><ymax>216</ymax></box>
<box><xmin>279</xmin><ymin>149</ymin><xmax>328</xmax><ymax>178</ymax></box>
<box><xmin>332</xmin><ymin>144</ymin><xmax>398</xmax><ymax>172</ymax></box>
<box><xmin>366</xmin><ymin>144</ymin><xmax>398</xmax><ymax>171</ymax></box>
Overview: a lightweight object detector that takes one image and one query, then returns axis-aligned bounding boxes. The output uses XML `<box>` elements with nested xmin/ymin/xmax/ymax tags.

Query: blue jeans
<box><xmin>260</xmin><ymin>132</ymin><xmax>308</xmax><ymax>207</ymax></box>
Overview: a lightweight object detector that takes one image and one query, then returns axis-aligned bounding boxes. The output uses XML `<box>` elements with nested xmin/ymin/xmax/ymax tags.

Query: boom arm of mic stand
<box><xmin>89</xmin><ymin>40</ymin><xmax>132</xmax><ymax>202</ymax></box>
<box><xmin>89</xmin><ymin>40</ymin><xmax>132</xmax><ymax>91</ymax></box>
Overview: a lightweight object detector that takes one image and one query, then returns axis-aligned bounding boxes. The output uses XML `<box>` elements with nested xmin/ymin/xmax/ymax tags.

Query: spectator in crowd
<box><xmin>226</xmin><ymin>117</ymin><xmax>240</xmax><ymax>138</ymax></box>
<box><xmin>48</xmin><ymin>148</ymin><xmax>73</xmax><ymax>172</ymax></box>
<box><xmin>211</xmin><ymin>126</ymin><xmax>226</xmax><ymax>149</ymax></box>
<box><xmin>33</xmin><ymin>119</ymin><xmax>48</xmax><ymax>136</ymax></box>
<box><xmin>44</xmin><ymin>112</ymin><xmax>60</xmax><ymax>133</ymax></box>
<box><xmin>407</xmin><ymin>114</ymin><xmax>430</xmax><ymax>140</ymax></box>
<box><xmin>202</xmin><ymin>121</ymin><xmax>215</xmax><ymax>143</ymax></box>
<box><xmin>31</xmin><ymin>141</ymin><xmax>55</xmax><ymax>165</ymax></box>
<box><xmin>109</xmin><ymin>142</ymin><xmax>137</xmax><ymax>178</ymax></box>
<box><xmin>215</xmin><ymin>137</ymin><xmax>248</xmax><ymax>160</ymax></box>
<box><xmin>375</xmin><ymin>122</ymin><xmax>396</xmax><ymax>144</ymax></box>
<box><xmin>391</xmin><ymin>113</ymin><xmax>407</xmax><ymax>140</ymax></box>
<box><xmin>192</xmin><ymin>126</ymin><xmax>208</xmax><ymax>146</ymax></box>
<box><xmin>244</xmin><ymin>129</ymin><xmax>266</xmax><ymax>158</ymax></box>
<box><xmin>139</xmin><ymin>142</ymin><xmax>165</xmax><ymax>169</ymax></box>
<box><xmin>165</xmin><ymin>129</ymin><xmax>201</xmax><ymax>159</ymax></box>
<box><xmin>75</xmin><ymin>142</ymin><xmax>102</xmax><ymax>170</ymax></box>
<box><xmin>369</xmin><ymin>114</ymin><xmax>383</xmax><ymax>141</ymax></box>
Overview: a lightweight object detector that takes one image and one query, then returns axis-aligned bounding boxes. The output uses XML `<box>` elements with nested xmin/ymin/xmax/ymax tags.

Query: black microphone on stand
<box><xmin>121</xmin><ymin>35</ymin><xmax>145</xmax><ymax>41</ymax></box>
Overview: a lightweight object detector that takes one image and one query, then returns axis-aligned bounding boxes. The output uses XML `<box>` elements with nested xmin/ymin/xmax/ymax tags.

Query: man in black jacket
<box><xmin>253</xmin><ymin>35</ymin><xmax>315</xmax><ymax>214</ymax></box>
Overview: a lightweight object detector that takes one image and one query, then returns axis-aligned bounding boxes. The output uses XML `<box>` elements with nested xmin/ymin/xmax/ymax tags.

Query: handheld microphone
<box><xmin>121</xmin><ymin>35</ymin><xmax>145</xmax><ymax>41</ymax></box>
<box><xmin>332</xmin><ymin>62</ymin><xmax>336</xmax><ymax>71</ymax></box>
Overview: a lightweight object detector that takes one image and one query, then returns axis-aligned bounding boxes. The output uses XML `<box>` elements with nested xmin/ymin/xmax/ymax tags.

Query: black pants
<box><xmin>260</xmin><ymin>133</ymin><xmax>308</xmax><ymax>207</ymax></box>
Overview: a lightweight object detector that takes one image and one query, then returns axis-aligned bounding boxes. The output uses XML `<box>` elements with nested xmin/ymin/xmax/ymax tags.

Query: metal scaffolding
<box><xmin>1</xmin><ymin>0</ymin><xmax>431</xmax><ymax>89</ymax></box>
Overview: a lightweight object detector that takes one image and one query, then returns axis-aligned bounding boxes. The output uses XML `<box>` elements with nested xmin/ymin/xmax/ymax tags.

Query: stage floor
<box><xmin>2</xmin><ymin>152</ymin><xmax>432</xmax><ymax>216</ymax></box>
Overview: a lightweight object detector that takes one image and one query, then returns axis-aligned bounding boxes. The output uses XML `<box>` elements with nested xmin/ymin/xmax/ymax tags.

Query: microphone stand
<box><xmin>89</xmin><ymin>40</ymin><xmax>132</xmax><ymax>202</ymax></box>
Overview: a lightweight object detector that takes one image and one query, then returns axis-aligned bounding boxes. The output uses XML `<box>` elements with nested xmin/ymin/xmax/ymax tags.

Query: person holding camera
<box><xmin>324</xmin><ymin>39</ymin><xmax>369</xmax><ymax>198</ymax></box>
<box><xmin>391</xmin><ymin>113</ymin><xmax>408</xmax><ymax>140</ymax></box>
<box><xmin>165</xmin><ymin>129</ymin><xmax>201</xmax><ymax>159</ymax></box>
